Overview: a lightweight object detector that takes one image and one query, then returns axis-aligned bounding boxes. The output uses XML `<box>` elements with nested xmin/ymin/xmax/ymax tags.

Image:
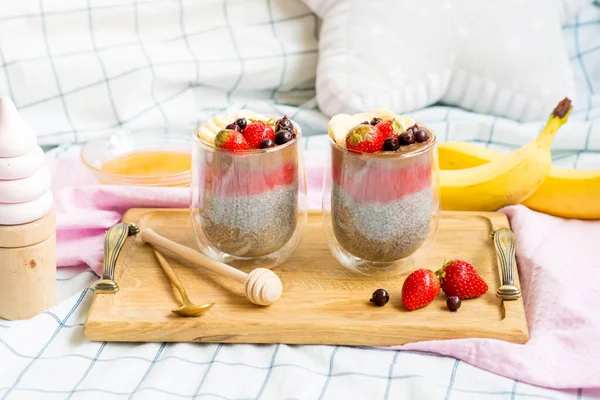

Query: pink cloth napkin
<box><xmin>48</xmin><ymin>154</ymin><xmax>600</xmax><ymax>390</ymax></box>
<box><xmin>400</xmin><ymin>204</ymin><xmax>600</xmax><ymax>390</ymax></box>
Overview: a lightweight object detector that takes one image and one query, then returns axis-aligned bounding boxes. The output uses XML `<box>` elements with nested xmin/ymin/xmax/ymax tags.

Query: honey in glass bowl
<box><xmin>81</xmin><ymin>130</ymin><xmax>192</xmax><ymax>186</ymax></box>
<box><xmin>100</xmin><ymin>151</ymin><xmax>191</xmax><ymax>176</ymax></box>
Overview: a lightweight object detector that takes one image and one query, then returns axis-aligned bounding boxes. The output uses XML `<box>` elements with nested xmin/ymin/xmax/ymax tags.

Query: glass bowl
<box><xmin>80</xmin><ymin>130</ymin><xmax>192</xmax><ymax>187</ymax></box>
<box><xmin>322</xmin><ymin>124</ymin><xmax>440</xmax><ymax>276</ymax></box>
<box><xmin>190</xmin><ymin>115</ymin><xmax>307</xmax><ymax>270</ymax></box>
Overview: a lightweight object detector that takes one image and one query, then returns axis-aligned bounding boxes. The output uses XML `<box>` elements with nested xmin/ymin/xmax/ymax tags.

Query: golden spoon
<box><xmin>151</xmin><ymin>247</ymin><xmax>214</xmax><ymax>317</ymax></box>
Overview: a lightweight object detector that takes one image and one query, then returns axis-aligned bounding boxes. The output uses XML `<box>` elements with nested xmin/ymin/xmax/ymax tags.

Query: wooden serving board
<box><xmin>84</xmin><ymin>209</ymin><xmax>529</xmax><ymax>346</ymax></box>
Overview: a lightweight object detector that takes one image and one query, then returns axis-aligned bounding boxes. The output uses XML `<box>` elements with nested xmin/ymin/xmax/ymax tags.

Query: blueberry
<box><xmin>277</xmin><ymin>128</ymin><xmax>295</xmax><ymax>138</ymax></box>
<box><xmin>274</xmin><ymin>130</ymin><xmax>293</xmax><ymax>145</ymax></box>
<box><xmin>399</xmin><ymin>131</ymin><xmax>416</xmax><ymax>145</ymax></box>
<box><xmin>225</xmin><ymin>122</ymin><xmax>241</xmax><ymax>132</ymax></box>
<box><xmin>446</xmin><ymin>296</ymin><xmax>461</xmax><ymax>312</ymax></box>
<box><xmin>414</xmin><ymin>129</ymin><xmax>429</xmax><ymax>143</ymax></box>
<box><xmin>236</xmin><ymin>118</ymin><xmax>247</xmax><ymax>130</ymax></box>
<box><xmin>275</xmin><ymin>115</ymin><xmax>293</xmax><ymax>132</ymax></box>
<box><xmin>409</xmin><ymin>124</ymin><xmax>419</xmax><ymax>133</ymax></box>
<box><xmin>370</xmin><ymin>117</ymin><xmax>382</xmax><ymax>126</ymax></box>
<box><xmin>370</xmin><ymin>289</ymin><xmax>390</xmax><ymax>306</ymax></box>
<box><xmin>259</xmin><ymin>138</ymin><xmax>274</xmax><ymax>149</ymax></box>
<box><xmin>383</xmin><ymin>136</ymin><xmax>400</xmax><ymax>151</ymax></box>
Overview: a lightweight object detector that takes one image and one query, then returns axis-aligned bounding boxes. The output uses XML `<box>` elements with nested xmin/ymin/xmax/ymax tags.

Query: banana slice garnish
<box><xmin>235</xmin><ymin>109</ymin><xmax>271</xmax><ymax>123</ymax></box>
<box><xmin>352</xmin><ymin>112</ymin><xmax>376</xmax><ymax>121</ymax></box>
<box><xmin>196</xmin><ymin>126</ymin><xmax>216</xmax><ymax>145</ymax></box>
<box><xmin>205</xmin><ymin>120</ymin><xmax>222</xmax><ymax>135</ymax></box>
<box><xmin>212</xmin><ymin>114</ymin><xmax>235</xmax><ymax>129</ymax></box>
<box><xmin>328</xmin><ymin>114</ymin><xmax>364</xmax><ymax>147</ymax></box>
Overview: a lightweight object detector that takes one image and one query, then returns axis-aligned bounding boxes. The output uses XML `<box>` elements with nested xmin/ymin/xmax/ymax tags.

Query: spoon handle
<box><xmin>140</xmin><ymin>228</ymin><xmax>248</xmax><ymax>284</ymax></box>
<box><xmin>492</xmin><ymin>227</ymin><xmax>522</xmax><ymax>300</ymax></box>
<box><xmin>94</xmin><ymin>222</ymin><xmax>131</xmax><ymax>294</ymax></box>
<box><xmin>152</xmin><ymin>248</ymin><xmax>190</xmax><ymax>304</ymax></box>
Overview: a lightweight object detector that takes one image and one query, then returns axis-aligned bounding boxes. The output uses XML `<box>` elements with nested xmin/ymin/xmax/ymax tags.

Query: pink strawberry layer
<box><xmin>204</xmin><ymin>161</ymin><xmax>296</xmax><ymax>198</ymax></box>
<box><xmin>332</xmin><ymin>153</ymin><xmax>433</xmax><ymax>204</ymax></box>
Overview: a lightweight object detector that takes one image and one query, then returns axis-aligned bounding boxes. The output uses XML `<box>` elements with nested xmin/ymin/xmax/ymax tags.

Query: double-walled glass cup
<box><xmin>322</xmin><ymin>125</ymin><xmax>440</xmax><ymax>276</ymax></box>
<box><xmin>190</xmin><ymin>116</ymin><xmax>307</xmax><ymax>269</ymax></box>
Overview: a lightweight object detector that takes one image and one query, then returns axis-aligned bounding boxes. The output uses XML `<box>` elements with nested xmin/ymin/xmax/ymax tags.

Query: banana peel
<box><xmin>439</xmin><ymin>98</ymin><xmax>572</xmax><ymax>212</ymax></box>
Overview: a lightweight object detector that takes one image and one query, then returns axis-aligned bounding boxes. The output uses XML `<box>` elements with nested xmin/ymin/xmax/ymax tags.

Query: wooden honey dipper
<box><xmin>130</xmin><ymin>223</ymin><xmax>282</xmax><ymax>306</ymax></box>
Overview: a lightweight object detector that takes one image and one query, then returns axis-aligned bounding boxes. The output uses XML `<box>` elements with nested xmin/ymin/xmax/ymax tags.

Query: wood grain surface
<box><xmin>0</xmin><ymin>209</ymin><xmax>55</xmax><ymax>248</ymax></box>
<box><xmin>0</xmin><ymin>233</ymin><xmax>56</xmax><ymax>320</ymax></box>
<box><xmin>84</xmin><ymin>209</ymin><xmax>529</xmax><ymax>346</ymax></box>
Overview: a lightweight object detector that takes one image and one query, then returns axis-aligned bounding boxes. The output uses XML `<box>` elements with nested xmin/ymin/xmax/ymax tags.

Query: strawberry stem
<box><xmin>434</xmin><ymin>259</ymin><xmax>453</xmax><ymax>281</ymax></box>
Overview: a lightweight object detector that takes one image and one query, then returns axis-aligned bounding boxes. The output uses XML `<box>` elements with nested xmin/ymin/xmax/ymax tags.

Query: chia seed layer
<box><xmin>332</xmin><ymin>184</ymin><xmax>432</xmax><ymax>262</ymax></box>
<box><xmin>200</xmin><ymin>185</ymin><xmax>298</xmax><ymax>258</ymax></box>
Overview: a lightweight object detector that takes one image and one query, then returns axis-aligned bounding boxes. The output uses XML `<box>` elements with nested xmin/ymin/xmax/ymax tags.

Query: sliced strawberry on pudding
<box><xmin>242</xmin><ymin>121</ymin><xmax>275</xmax><ymax>149</ymax></box>
<box><xmin>375</xmin><ymin>119</ymin><xmax>394</xmax><ymax>138</ymax></box>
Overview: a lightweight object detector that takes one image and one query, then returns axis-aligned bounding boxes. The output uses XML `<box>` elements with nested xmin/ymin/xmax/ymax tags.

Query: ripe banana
<box><xmin>438</xmin><ymin>141</ymin><xmax>600</xmax><ymax>220</ymax></box>
<box><xmin>438</xmin><ymin>142</ymin><xmax>499</xmax><ymax>170</ymax></box>
<box><xmin>439</xmin><ymin>98</ymin><xmax>572</xmax><ymax>212</ymax></box>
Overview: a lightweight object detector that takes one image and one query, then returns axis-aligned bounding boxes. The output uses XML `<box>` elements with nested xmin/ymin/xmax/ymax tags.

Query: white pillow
<box><xmin>304</xmin><ymin>0</ymin><xmax>589</xmax><ymax>122</ymax></box>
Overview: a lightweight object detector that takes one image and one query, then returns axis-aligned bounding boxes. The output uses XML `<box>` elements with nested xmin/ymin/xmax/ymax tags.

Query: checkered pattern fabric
<box><xmin>1</xmin><ymin>0</ymin><xmax>600</xmax><ymax>399</ymax></box>
<box><xmin>0</xmin><ymin>0</ymin><xmax>319</xmax><ymax>146</ymax></box>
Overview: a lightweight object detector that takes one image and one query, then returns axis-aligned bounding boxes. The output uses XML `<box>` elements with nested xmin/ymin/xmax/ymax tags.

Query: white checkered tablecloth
<box><xmin>1</xmin><ymin>0</ymin><xmax>600</xmax><ymax>399</ymax></box>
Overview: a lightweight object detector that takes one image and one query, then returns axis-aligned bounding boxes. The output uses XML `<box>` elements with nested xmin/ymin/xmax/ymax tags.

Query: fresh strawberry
<box><xmin>242</xmin><ymin>121</ymin><xmax>275</xmax><ymax>149</ymax></box>
<box><xmin>375</xmin><ymin>118</ymin><xmax>406</xmax><ymax>137</ymax></box>
<box><xmin>435</xmin><ymin>259</ymin><xmax>488</xmax><ymax>299</ymax></box>
<box><xmin>401</xmin><ymin>269</ymin><xmax>441</xmax><ymax>311</ymax></box>
<box><xmin>214</xmin><ymin>129</ymin><xmax>250</xmax><ymax>151</ymax></box>
<box><xmin>345</xmin><ymin>124</ymin><xmax>385</xmax><ymax>153</ymax></box>
<box><xmin>375</xmin><ymin>119</ymin><xmax>394</xmax><ymax>139</ymax></box>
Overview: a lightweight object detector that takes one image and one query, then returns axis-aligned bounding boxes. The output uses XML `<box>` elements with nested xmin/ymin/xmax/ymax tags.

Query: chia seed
<box><xmin>200</xmin><ymin>185</ymin><xmax>298</xmax><ymax>258</ymax></box>
<box><xmin>332</xmin><ymin>185</ymin><xmax>432</xmax><ymax>262</ymax></box>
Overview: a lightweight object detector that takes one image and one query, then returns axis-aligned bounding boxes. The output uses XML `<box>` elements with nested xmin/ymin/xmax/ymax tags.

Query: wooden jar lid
<box><xmin>0</xmin><ymin>209</ymin><xmax>56</xmax><ymax>248</ymax></box>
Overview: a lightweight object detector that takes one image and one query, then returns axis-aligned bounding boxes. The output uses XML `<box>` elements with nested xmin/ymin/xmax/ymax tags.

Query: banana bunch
<box><xmin>439</xmin><ymin>98</ymin><xmax>573</xmax><ymax>213</ymax></box>
<box><xmin>438</xmin><ymin>141</ymin><xmax>600</xmax><ymax>220</ymax></box>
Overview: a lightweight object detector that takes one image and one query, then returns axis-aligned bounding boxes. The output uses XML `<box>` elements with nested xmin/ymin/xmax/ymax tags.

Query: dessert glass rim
<box><xmin>328</xmin><ymin>123</ymin><xmax>436</xmax><ymax>159</ymax></box>
<box><xmin>194</xmin><ymin>118</ymin><xmax>302</xmax><ymax>155</ymax></box>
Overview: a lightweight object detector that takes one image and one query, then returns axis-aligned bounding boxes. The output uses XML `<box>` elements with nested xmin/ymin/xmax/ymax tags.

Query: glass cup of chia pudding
<box><xmin>322</xmin><ymin>110</ymin><xmax>440</xmax><ymax>276</ymax></box>
<box><xmin>190</xmin><ymin>110</ymin><xmax>307</xmax><ymax>269</ymax></box>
